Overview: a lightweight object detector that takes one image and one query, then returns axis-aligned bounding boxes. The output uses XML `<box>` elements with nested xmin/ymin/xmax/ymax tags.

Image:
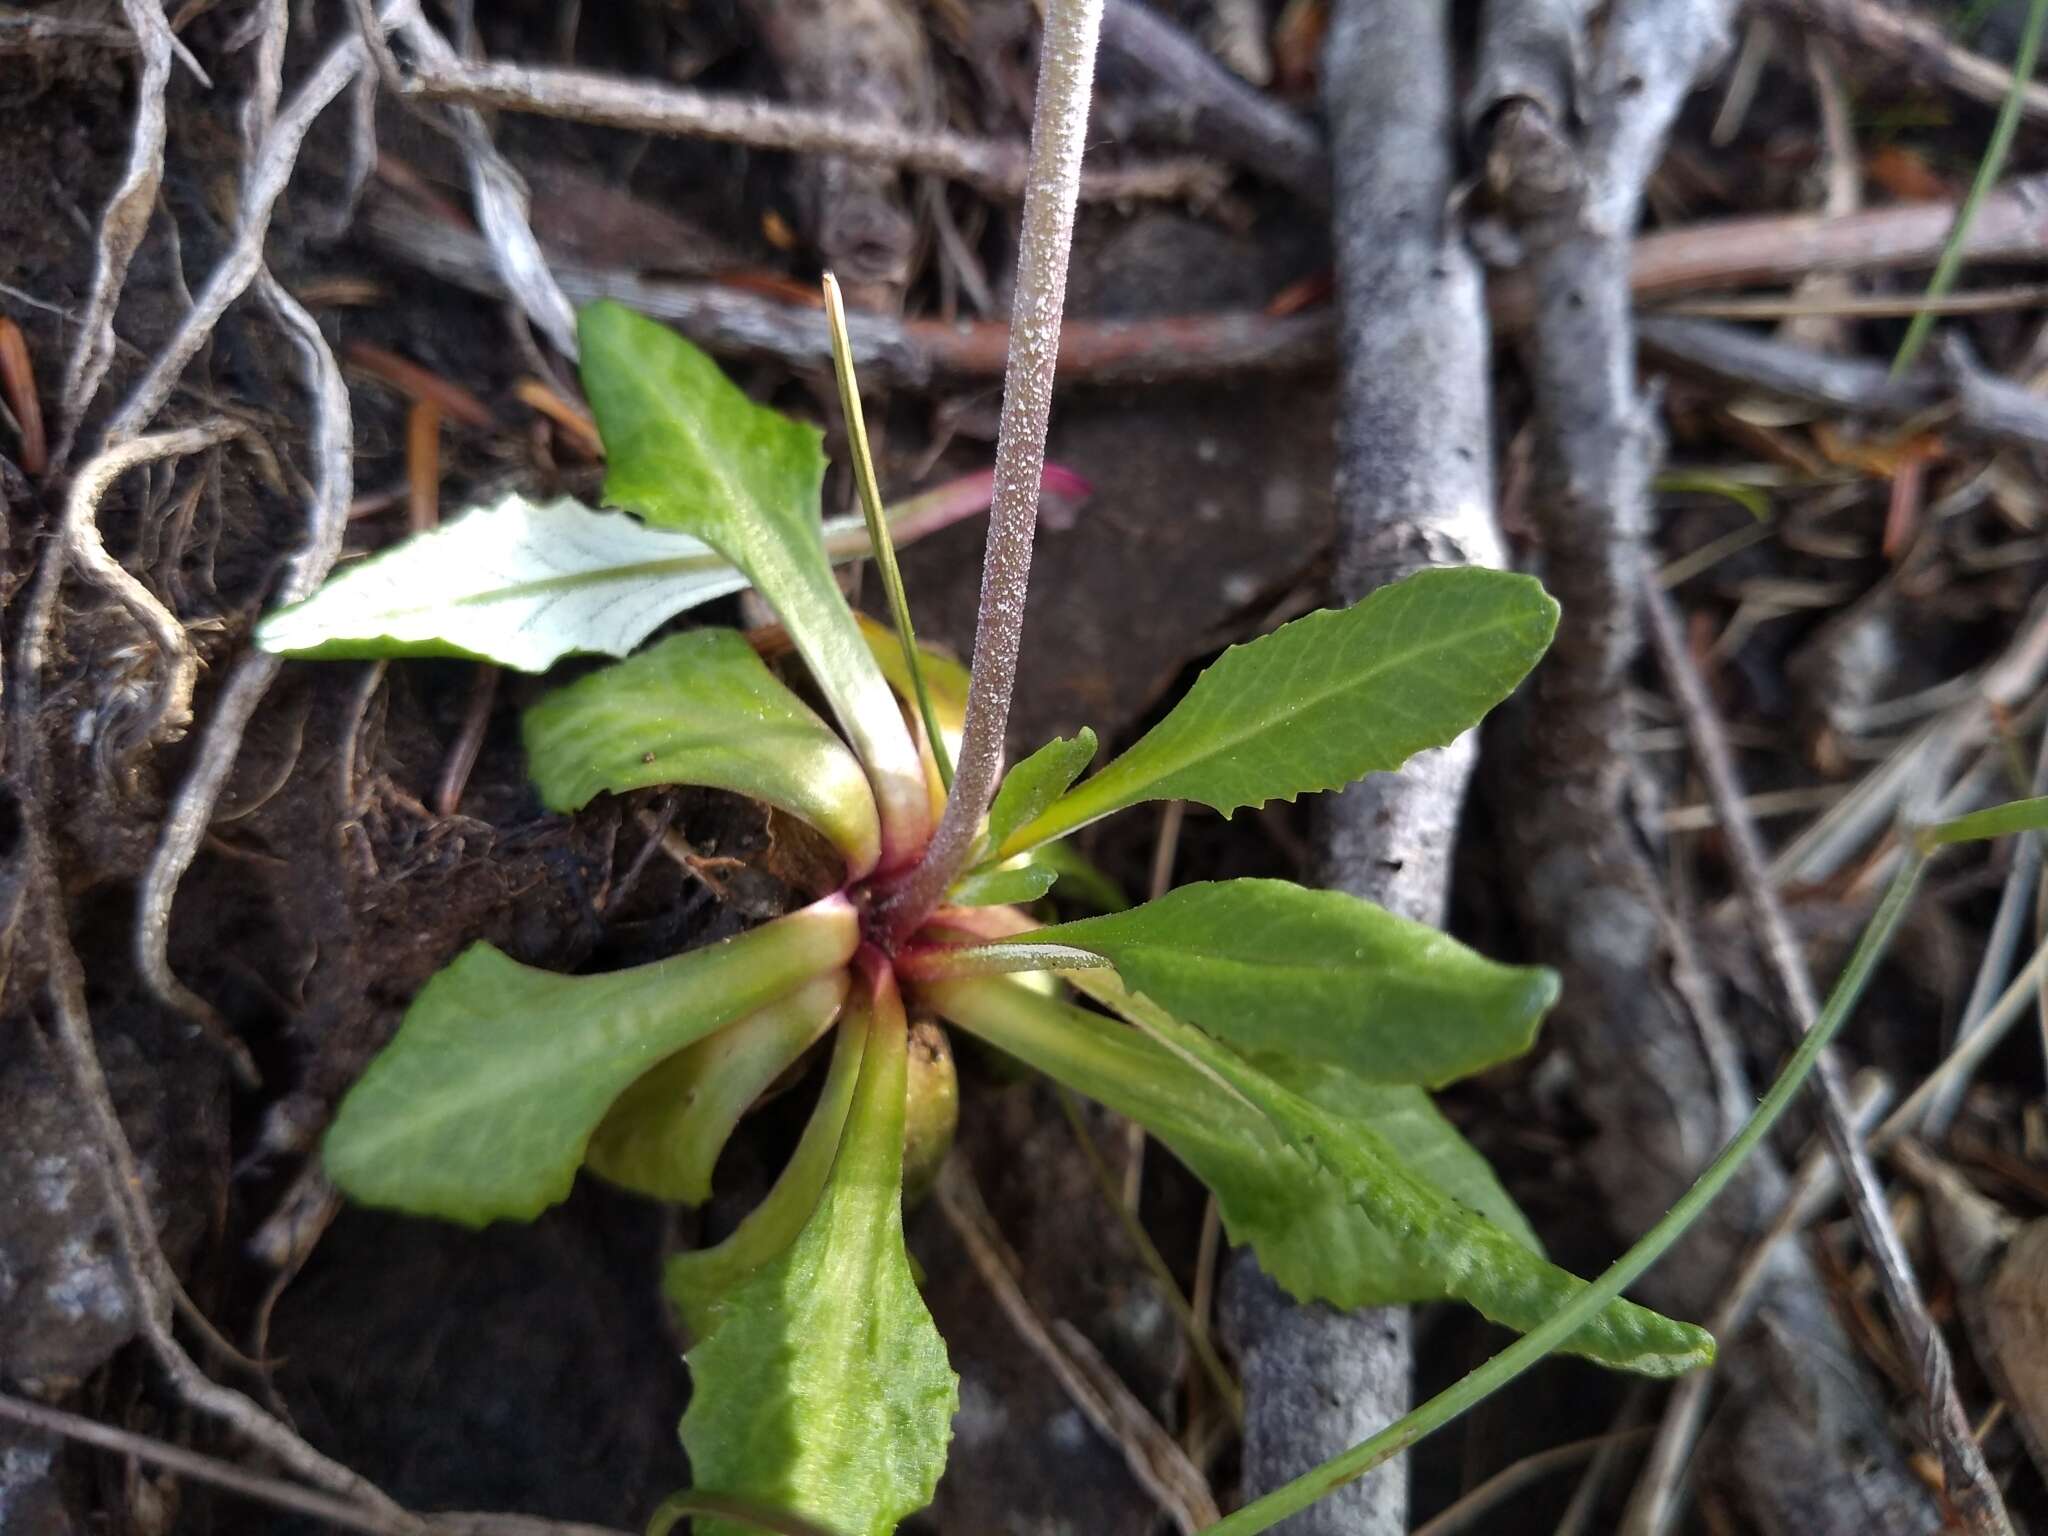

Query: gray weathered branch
<box><xmin>1218</xmin><ymin>3</ymin><xmax>1500</xmax><ymax>1531</ymax></box>
<box><xmin>1491</xmin><ymin>0</ymin><xmax>1964</xmax><ymax>1528</ymax></box>
<box><xmin>401</xmin><ymin>54</ymin><xmax>1225</xmax><ymax>206</ymax></box>
<box><xmin>1640</xmin><ymin>314</ymin><xmax>2048</xmax><ymax>452</ymax></box>
<box><xmin>1096</xmin><ymin>0</ymin><xmax>1329</xmax><ymax>204</ymax></box>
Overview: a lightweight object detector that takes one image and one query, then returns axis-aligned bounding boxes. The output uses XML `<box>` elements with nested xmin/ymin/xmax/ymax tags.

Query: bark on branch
<box><xmin>1490</xmin><ymin>0</ymin><xmax>1962</xmax><ymax>1528</ymax></box>
<box><xmin>1219</xmin><ymin>3</ymin><xmax>1498</xmax><ymax>1530</ymax></box>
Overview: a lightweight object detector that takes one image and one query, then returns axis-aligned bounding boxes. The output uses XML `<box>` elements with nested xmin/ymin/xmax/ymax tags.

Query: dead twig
<box><xmin>375</xmin><ymin>169</ymin><xmax>2048</xmax><ymax>389</ymax></box>
<box><xmin>0</xmin><ymin>1391</ymin><xmax>408</xmax><ymax>1536</ymax></box>
<box><xmin>1466</xmin><ymin>0</ymin><xmax>1593</xmax><ymax>141</ymax></box>
<box><xmin>1639</xmin><ymin>314</ymin><xmax>2048</xmax><ymax>453</ymax></box>
<box><xmin>1220</xmin><ymin>2</ymin><xmax>1509</xmax><ymax>1530</ymax></box>
<box><xmin>366</xmin><ymin>201</ymin><xmax>1330</xmax><ymax>385</ymax></box>
<box><xmin>1615</xmin><ymin>169</ymin><xmax>2048</xmax><ymax>307</ymax></box>
<box><xmin>1490</xmin><ymin>0</ymin><xmax>1954</xmax><ymax>1527</ymax></box>
<box><xmin>1657</xmin><ymin>286</ymin><xmax>2048</xmax><ymax>318</ymax></box>
<box><xmin>1097</xmin><ymin>0</ymin><xmax>1329</xmax><ymax>204</ymax></box>
<box><xmin>934</xmin><ymin>1159</ymin><xmax>1221</xmax><ymax>1536</ymax></box>
<box><xmin>1764</xmin><ymin>0</ymin><xmax>2048</xmax><ymax>126</ymax></box>
<box><xmin>400</xmin><ymin>55</ymin><xmax>1229</xmax><ymax>207</ymax></box>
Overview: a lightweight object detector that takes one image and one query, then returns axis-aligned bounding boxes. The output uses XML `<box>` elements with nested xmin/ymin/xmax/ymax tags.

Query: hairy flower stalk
<box><xmin>879</xmin><ymin>0</ymin><xmax>1106</xmax><ymax>942</ymax></box>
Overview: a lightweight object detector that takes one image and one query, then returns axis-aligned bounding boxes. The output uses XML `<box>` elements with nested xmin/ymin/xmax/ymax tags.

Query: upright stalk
<box><xmin>879</xmin><ymin>0</ymin><xmax>1106</xmax><ymax>941</ymax></box>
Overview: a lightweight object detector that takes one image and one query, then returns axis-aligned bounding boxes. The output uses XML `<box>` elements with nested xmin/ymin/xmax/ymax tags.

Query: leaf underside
<box><xmin>522</xmin><ymin>628</ymin><xmax>882</xmax><ymax>877</ymax></box>
<box><xmin>322</xmin><ymin>898</ymin><xmax>859</xmax><ymax>1226</ymax></box>
<box><xmin>1001</xmin><ymin>567</ymin><xmax>1559</xmax><ymax>856</ymax></box>
<box><xmin>253</xmin><ymin>492</ymin><xmax>766</xmax><ymax>671</ymax></box>
<box><xmin>1026</xmin><ymin>879</ymin><xmax>1559</xmax><ymax>1088</ymax></box>
<box><xmin>254</xmin><ymin>491</ymin><xmax>974</xmax><ymax>674</ymax></box>
<box><xmin>680</xmin><ymin>976</ymin><xmax>957</xmax><ymax>1536</ymax></box>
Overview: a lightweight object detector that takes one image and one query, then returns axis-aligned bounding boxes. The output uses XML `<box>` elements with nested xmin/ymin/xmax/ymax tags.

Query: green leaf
<box><xmin>254</xmin><ymin>492</ymin><xmax>772</xmax><ymax>670</ymax></box>
<box><xmin>1031</xmin><ymin>841</ymin><xmax>1130</xmax><ymax>913</ymax></box>
<box><xmin>666</xmin><ymin>1009</ymin><xmax>870</xmax><ymax>1340</ymax></box>
<box><xmin>1919</xmin><ymin>794</ymin><xmax>2048</xmax><ymax>850</ymax></box>
<box><xmin>323</xmin><ymin>896</ymin><xmax>859</xmax><ymax>1226</ymax></box>
<box><xmin>581</xmin><ymin>300</ymin><xmax>829</xmax><ymax>561</ymax></box>
<box><xmin>586</xmin><ymin>972</ymin><xmax>848</xmax><ymax>1205</ymax></box>
<box><xmin>680</xmin><ymin>966</ymin><xmax>957</xmax><ymax>1536</ymax></box>
<box><xmin>998</xmin><ymin>568</ymin><xmax>1558</xmax><ymax>857</ymax></box>
<box><xmin>522</xmin><ymin>629</ymin><xmax>883</xmax><ymax>878</ymax></box>
<box><xmin>1079</xmin><ymin>976</ymin><xmax>1713</xmax><ymax>1377</ymax></box>
<box><xmin>921</xmin><ymin>974</ymin><xmax>1531</xmax><ymax>1311</ymax></box>
<box><xmin>1021</xmin><ymin>879</ymin><xmax>1558</xmax><ymax>1088</ymax></box>
<box><xmin>925</xmin><ymin>976</ymin><xmax>1710</xmax><ymax>1374</ymax></box>
<box><xmin>982</xmin><ymin>730</ymin><xmax>1098</xmax><ymax>855</ymax></box>
<box><xmin>579</xmin><ymin>301</ymin><xmax>930</xmax><ymax>866</ymax></box>
<box><xmin>946</xmin><ymin>862</ymin><xmax>1059</xmax><ymax>908</ymax></box>
<box><xmin>1265</xmin><ymin>1053</ymin><xmax>1541</xmax><ymax>1253</ymax></box>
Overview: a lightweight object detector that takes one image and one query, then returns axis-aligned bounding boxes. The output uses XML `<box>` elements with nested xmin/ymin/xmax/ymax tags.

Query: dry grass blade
<box><xmin>50</xmin><ymin>0</ymin><xmax>174</xmax><ymax>469</ymax></box>
<box><xmin>1642</xmin><ymin>572</ymin><xmax>2010</xmax><ymax>1533</ymax></box>
<box><xmin>100</xmin><ymin>29</ymin><xmax>368</xmax><ymax>446</ymax></box>
<box><xmin>57</xmin><ymin>420</ymin><xmax>243</xmax><ymax>750</ymax></box>
<box><xmin>385</xmin><ymin>4</ymin><xmax>578</xmax><ymax>356</ymax></box>
<box><xmin>1056</xmin><ymin>1088</ymin><xmax>1244</xmax><ymax>1424</ymax></box>
<box><xmin>134</xmin><ymin>279</ymin><xmax>353</xmax><ymax>1087</ymax></box>
<box><xmin>1768</xmin><ymin>0</ymin><xmax>2048</xmax><ymax>126</ymax></box>
<box><xmin>0</xmin><ymin>1390</ymin><xmax>410</xmax><ymax>1536</ymax></box>
<box><xmin>1622</xmin><ymin>1073</ymin><xmax>1892</xmax><ymax>1535</ymax></box>
<box><xmin>344</xmin><ymin>340</ymin><xmax>496</xmax><ymax>429</ymax></box>
<box><xmin>405</xmin><ymin>396</ymin><xmax>441</xmax><ymax>532</ymax></box>
<box><xmin>0</xmin><ymin>314</ymin><xmax>48</xmax><ymax>473</ymax></box>
<box><xmin>1412</xmin><ymin>1429</ymin><xmax>1653</xmax><ymax>1536</ymax></box>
